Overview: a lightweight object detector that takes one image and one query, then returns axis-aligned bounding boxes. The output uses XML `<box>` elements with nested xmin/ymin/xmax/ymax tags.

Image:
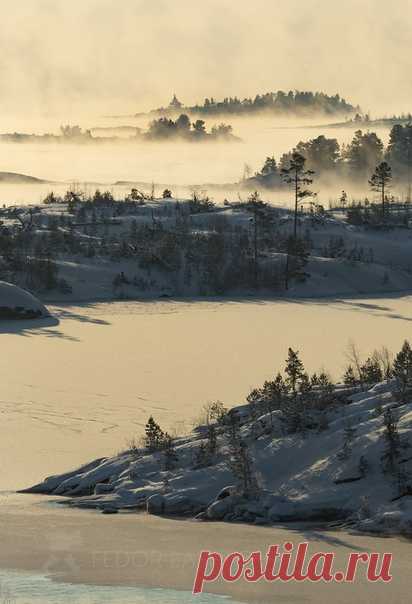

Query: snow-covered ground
<box><xmin>0</xmin><ymin>281</ymin><xmax>49</xmax><ymax>317</ymax></box>
<box><xmin>1</xmin><ymin>200</ymin><xmax>412</xmax><ymax>302</ymax></box>
<box><xmin>24</xmin><ymin>379</ymin><xmax>412</xmax><ymax>537</ymax></box>
<box><xmin>4</xmin><ymin>198</ymin><xmax>412</xmax><ymax>303</ymax></box>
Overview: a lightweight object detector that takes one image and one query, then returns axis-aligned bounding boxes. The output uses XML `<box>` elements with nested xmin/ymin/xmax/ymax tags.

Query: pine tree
<box><xmin>208</xmin><ymin>400</ymin><xmax>227</xmax><ymax>424</ymax></box>
<box><xmin>260</xmin><ymin>373</ymin><xmax>288</xmax><ymax>429</ymax></box>
<box><xmin>381</xmin><ymin>407</ymin><xmax>410</xmax><ymax>498</ymax></box>
<box><xmin>260</xmin><ymin>156</ymin><xmax>278</xmax><ymax>177</ymax></box>
<box><xmin>298</xmin><ymin>373</ymin><xmax>312</xmax><ymax>396</ymax></box>
<box><xmin>280</xmin><ymin>152</ymin><xmax>314</xmax><ymax>239</ymax></box>
<box><xmin>360</xmin><ymin>357</ymin><xmax>383</xmax><ymax>385</ymax></box>
<box><xmin>225</xmin><ymin>413</ymin><xmax>258</xmax><ymax>497</ymax></box>
<box><xmin>194</xmin><ymin>424</ymin><xmax>219</xmax><ymax>469</ymax></box>
<box><xmin>381</xmin><ymin>408</ymin><xmax>401</xmax><ymax>475</ymax></box>
<box><xmin>369</xmin><ymin>161</ymin><xmax>392</xmax><ymax>219</ymax></box>
<box><xmin>245</xmin><ymin>191</ymin><xmax>269</xmax><ymax>287</ymax></box>
<box><xmin>343</xmin><ymin>365</ymin><xmax>357</xmax><ymax>387</ymax></box>
<box><xmin>144</xmin><ymin>416</ymin><xmax>165</xmax><ymax>452</ymax></box>
<box><xmin>285</xmin><ymin>348</ymin><xmax>305</xmax><ymax>395</ymax></box>
<box><xmin>317</xmin><ymin>372</ymin><xmax>334</xmax><ymax>404</ymax></box>
<box><xmin>227</xmin><ymin>439</ymin><xmax>258</xmax><ymax>497</ymax></box>
<box><xmin>310</xmin><ymin>373</ymin><xmax>320</xmax><ymax>387</ymax></box>
<box><xmin>392</xmin><ymin>340</ymin><xmax>412</xmax><ymax>402</ymax></box>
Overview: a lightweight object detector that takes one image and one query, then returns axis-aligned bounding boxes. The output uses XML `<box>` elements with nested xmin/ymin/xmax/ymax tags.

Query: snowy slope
<box><xmin>24</xmin><ymin>380</ymin><xmax>412</xmax><ymax>536</ymax></box>
<box><xmin>6</xmin><ymin>199</ymin><xmax>412</xmax><ymax>302</ymax></box>
<box><xmin>0</xmin><ymin>281</ymin><xmax>49</xmax><ymax>318</ymax></box>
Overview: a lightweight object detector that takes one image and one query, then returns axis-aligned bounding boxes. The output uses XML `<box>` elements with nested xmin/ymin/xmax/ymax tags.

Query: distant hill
<box><xmin>0</xmin><ymin>172</ymin><xmax>49</xmax><ymax>184</ymax></box>
<box><xmin>310</xmin><ymin>115</ymin><xmax>412</xmax><ymax>130</ymax></box>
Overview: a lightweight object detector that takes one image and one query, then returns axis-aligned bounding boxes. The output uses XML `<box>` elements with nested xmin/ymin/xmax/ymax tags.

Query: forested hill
<box><xmin>146</xmin><ymin>91</ymin><xmax>359</xmax><ymax>118</ymax></box>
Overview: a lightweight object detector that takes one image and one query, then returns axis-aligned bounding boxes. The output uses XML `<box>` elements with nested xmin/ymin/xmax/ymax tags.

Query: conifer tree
<box><xmin>245</xmin><ymin>191</ymin><xmax>269</xmax><ymax>287</ymax></box>
<box><xmin>280</xmin><ymin>152</ymin><xmax>314</xmax><ymax>239</ymax></box>
<box><xmin>144</xmin><ymin>416</ymin><xmax>165</xmax><ymax>452</ymax></box>
<box><xmin>369</xmin><ymin>161</ymin><xmax>392</xmax><ymax>219</ymax></box>
<box><xmin>343</xmin><ymin>365</ymin><xmax>357</xmax><ymax>387</ymax></box>
<box><xmin>285</xmin><ymin>348</ymin><xmax>305</xmax><ymax>395</ymax></box>
<box><xmin>392</xmin><ymin>340</ymin><xmax>412</xmax><ymax>402</ymax></box>
<box><xmin>360</xmin><ymin>357</ymin><xmax>383</xmax><ymax>385</ymax></box>
<box><xmin>222</xmin><ymin>409</ymin><xmax>257</xmax><ymax>495</ymax></box>
<box><xmin>381</xmin><ymin>408</ymin><xmax>401</xmax><ymax>475</ymax></box>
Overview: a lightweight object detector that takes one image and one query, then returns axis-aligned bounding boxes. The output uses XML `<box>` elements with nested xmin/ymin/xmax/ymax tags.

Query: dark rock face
<box><xmin>0</xmin><ymin>306</ymin><xmax>44</xmax><ymax>320</ymax></box>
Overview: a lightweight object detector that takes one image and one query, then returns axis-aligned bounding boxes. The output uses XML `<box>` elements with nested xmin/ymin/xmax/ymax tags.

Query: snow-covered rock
<box><xmin>0</xmin><ymin>281</ymin><xmax>49</xmax><ymax>319</ymax></box>
<box><xmin>206</xmin><ymin>495</ymin><xmax>243</xmax><ymax>520</ymax></box>
<box><xmin>146</xmin><ymin>494</ymin><xmax>166</xmax><ymax>515</ymax></box>
<box><xmin>22</xmin><ymin>381</ymin><xmax>412</xmax><ymax>536</ymax></box>
<box><xmin>357</xmin><ymin>500</ymin><xmax>412</xmax><ymax>535</ymax></box>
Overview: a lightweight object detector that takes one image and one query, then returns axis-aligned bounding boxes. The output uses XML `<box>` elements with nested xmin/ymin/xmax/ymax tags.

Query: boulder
<box><xmin>206</xmin><ymin>495</ymin><xmax>242</xmax><ymax>520</ymax></box>
<box><xmin>146</xmin><ymin>494</ymin><xmax>166</xmax><ymax>515</ymax></box>
<box><xmin>0</xmin><ymin>281</ymin><xmax>49</xmax><ymax>319</ymax></box>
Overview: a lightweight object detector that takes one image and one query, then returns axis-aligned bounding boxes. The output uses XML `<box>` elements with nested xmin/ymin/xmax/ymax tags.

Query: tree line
<box><xmin>250</xmin><ymin>124</ymin><xmax>412</xmax><ymax>187</ymax></box>
<box><xmin>156</xmin><ymin>90</ymin><xmax>357</xmax><ymax>117</ymax></box>
<box><xmin>145</xmin><ymin>114</ymin><xmax>236</xmax><ymax>141</ymax></box>
<box><xmin>135</xmin><ymin>340</ymin><xmax>412</xmax><ymax>498</ymax></box>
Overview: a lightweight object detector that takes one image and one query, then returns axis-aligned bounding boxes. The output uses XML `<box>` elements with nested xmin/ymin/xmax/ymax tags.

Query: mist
<box><xmin>1</xmin><ymin>0</ymin><xmax>412</xmax><ymax>120</ymax></box>
<box><xmin>0</xmin><ymin>1</ymin><xmax>410</xmax><ymax>206</ymax></box>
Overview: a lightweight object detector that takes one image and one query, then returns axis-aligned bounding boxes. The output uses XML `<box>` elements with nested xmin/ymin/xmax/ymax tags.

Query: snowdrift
<box><xmin>24</xmin><ymin>381</ymin><xmax>412</xmax><ymax>536</ymax></box>
<box><xmin>0</xmin><ymin>281</ymin><xmax>49</xmax><ymax>319</ymax></box>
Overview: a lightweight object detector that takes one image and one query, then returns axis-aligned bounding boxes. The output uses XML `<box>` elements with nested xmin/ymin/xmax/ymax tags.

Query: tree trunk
<box><xmin>253</xmin><ymin>207</ymin><xmax>258</xmax><ymax>287</ymax></box>
<box><xmin>294</xmin><ymin>172</ymin><xmax>298</xmax><ymax>239</ymax></box>
<box><xmin>284</xmin><ymin>245</ymin><xmax>290</xmax><ymax>290</ymax></box>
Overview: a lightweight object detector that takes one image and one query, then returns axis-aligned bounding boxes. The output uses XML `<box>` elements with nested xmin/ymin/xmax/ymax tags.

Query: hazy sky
<box><xmin>1</xmin><ymin>0</ymin><xmax>412</xmax><ymax>118</ymax></box>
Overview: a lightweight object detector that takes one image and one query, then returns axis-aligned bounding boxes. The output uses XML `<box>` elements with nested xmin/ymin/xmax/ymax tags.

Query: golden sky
<box><xmin>1</xmin><ymin>0</ymin><xmax>411</xmax><ymax>117</ymax></box>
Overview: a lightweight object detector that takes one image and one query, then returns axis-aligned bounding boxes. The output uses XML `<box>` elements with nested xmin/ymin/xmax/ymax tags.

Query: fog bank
<box><xmin>1</xmin><ymin>1</ymin><xmax>411</xmax><ymax>118</ymax></box>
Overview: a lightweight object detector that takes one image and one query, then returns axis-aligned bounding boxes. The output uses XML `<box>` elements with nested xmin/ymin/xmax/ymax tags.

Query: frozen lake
<box><xmin>2</xmin><ymin>295</ymin><xmax>412</xmax><ymax>603</ymax></box>
<box><xmin>2</xmin><ymin>295</ymin><xmax>412</xmax><ymax>491</ymax></box>
<box><xmin>0</xmin><ymin>569</ymin><xmax>240</xmax><ymax>604</ymax></box>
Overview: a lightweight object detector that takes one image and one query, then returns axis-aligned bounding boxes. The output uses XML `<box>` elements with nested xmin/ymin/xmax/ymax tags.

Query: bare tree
<box><xmin>345</xmin><ymin>340</ymin><xmax>364</xmax><ymax>389</ymax></box>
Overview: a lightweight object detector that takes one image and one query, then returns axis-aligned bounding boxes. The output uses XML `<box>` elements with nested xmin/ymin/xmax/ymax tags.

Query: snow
<box><xmin>5</xmin><ymin>198</ymin><xmax>412</xmax><ymax>302</ymax></box>
<box><xmin>0</xmin><ymin>281</ymin><xmax>49</xmax><ymax>318</ymax></box>
<box><xmin>24</xmin><ymin>379</ymin><xmax>412</xmax><ymax>537</ymax></box>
